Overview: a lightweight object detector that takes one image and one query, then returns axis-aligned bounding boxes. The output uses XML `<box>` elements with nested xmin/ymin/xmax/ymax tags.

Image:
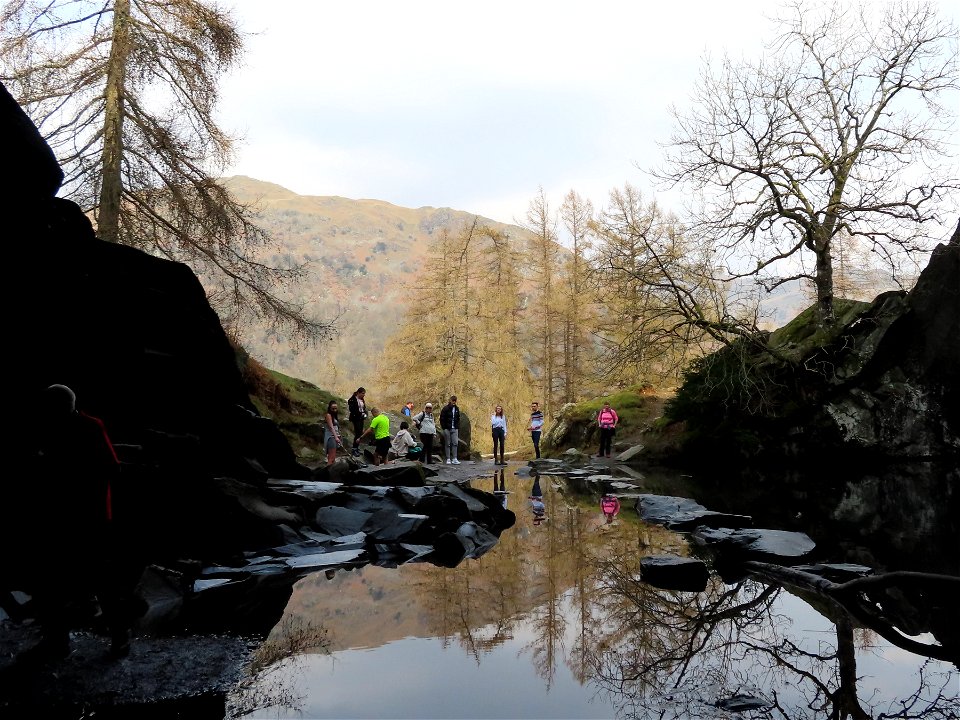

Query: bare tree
<box><xmin>658</xmin><ymin>0</ymin><xmax>959</xmax><ymax>328</ymax></box>
<box><xmin>523</xmin><ymin>187</ymin><xmax>562</xmax><ymax>418</ymax></box>
<box><xmin>558</xmin><ymin>189</ymin><xmax>596</xmax><ymax>403</ymax></box>
<box><xmin>592</xmin><ymin>184</ymin><xmax>737</xmax><ymax>386</ymax></box>
<box><xmin>1</xmin><ymin>0</ymin><xmax>333</xmax><ymax>342</ymax></box>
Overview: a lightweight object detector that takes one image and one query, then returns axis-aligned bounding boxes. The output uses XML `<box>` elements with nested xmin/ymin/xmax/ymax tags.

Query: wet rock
<box><xmin>433</xmin><ymin>521</ymin><xmax>500</xmax><ymax>567</ymax></box>
<box><xmin>640</xmin><ymin>555</ymin><xmax>710</xmax><ymax>592</ymax></box>
<box><xmin>636</xmin><ymin>495</ymin><xmax>706</xmax><ymax>523</ymax></box>
<box><xmin>347</xmin><ymin>463</ymin><xmax>427</xmax><ymax>487</ymax></box>
<box><xmin>361</xmin><ymin>510</ymin><xmax>429</xmax><ymax>543</ymax></box>
<box><xmin>691</xmin><ymin>527</ymin><xmax>816</xmax><ymax>561</ymax></box>
<box><xmin>315</xmin><ymin>506</ymin><xmax>373</xmax><ymax>536</ymax></box>
<box><xmin>616</xmin><ymin>445</ymin><xmax>645</xmax><ymax>462</ymax></box>
<box><xmin>715</xmin><ymin>694</ymin><xmax>771</xmax><ymax>712</ymax></box>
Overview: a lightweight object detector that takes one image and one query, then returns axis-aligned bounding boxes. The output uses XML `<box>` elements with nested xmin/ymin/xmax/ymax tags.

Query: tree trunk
<box><xmin>814</xmin><ymin>235</ymin><xmax>836</xmax><ymax>327</ymax></box>
<box><xmin>97</xmin><ymin>0</ymin><xmax>131</xmax><ymax>244</ymax></box>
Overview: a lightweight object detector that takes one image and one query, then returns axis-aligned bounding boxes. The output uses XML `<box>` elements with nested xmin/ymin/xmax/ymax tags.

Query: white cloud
<box><xmin>217</xmin><ymin>0</ymin><xmax>959</xmax><ymax>224</ymax></box>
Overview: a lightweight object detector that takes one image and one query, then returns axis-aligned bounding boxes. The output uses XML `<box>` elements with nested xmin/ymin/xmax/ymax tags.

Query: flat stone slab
<box><xmin>663</xmin><ymin>510</ymin><xmax>753</xmax><ymax>531</ymax></box>
<box><xmin>636</xmin><ymin>494</ymin><xmax>707</xmax><ymax>523</ymax></box>
<box><xmin>691</xmin><ymin>527</ymin><xmax>816</xmax><ymax>560</ymax></box>
<box><xmin>616</xmin><ymin>444</ymin><xmax>645</xmax><ymax>462</ymax></box>
<box><xmin>283</xmin><ymin>548</ymin><xmax>366</xmax><ymax>569</ymax></box>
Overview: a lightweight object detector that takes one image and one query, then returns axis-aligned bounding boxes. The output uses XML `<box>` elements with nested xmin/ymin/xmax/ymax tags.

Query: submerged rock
<box><xmin>640</xmin><ymin>555</ymin><xmax>710</xmax><ymax>592</ymax></box>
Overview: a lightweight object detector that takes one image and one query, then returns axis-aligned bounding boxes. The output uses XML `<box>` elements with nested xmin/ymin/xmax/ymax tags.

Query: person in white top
<box><xmin>389</xmin><ymin>421</ymin><xmax>420</xmax><ymax>461</ymax></box>
<box><xmin>490</xmin><ymin>404</ymin><xmax>507</xmax><ymax>465</ymax></box>
<box><xmin>412</xmin><ymin>402</ymin><xmax>437</xmax><ymax>464</ymax></box>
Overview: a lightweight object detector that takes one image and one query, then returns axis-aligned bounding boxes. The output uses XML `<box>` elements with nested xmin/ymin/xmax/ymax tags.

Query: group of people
<box><xmin>486</xmin><ymin>399</ymin><xmax>619</xmax><ymax>464</ymax></box>
<box><xmin>325</xmin><ymin>388</ymin><xmax>621</xmax><ymax>467</ymax></box>
<box><xmin>322</xmin><ymin>388</ymin><xmax>417</xmax><ymax>467</ymax></box>
<box><xmin>321</xmin><ymin>389</ymin><xmax>464</xmax><ymax>467</ymax></box>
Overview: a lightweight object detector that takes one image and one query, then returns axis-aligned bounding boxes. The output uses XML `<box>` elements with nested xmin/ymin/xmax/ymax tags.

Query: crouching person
<box><xmin>389</xmin><ymin>421</ymin><xmax>422</xmax><ymax>462</ymax></box>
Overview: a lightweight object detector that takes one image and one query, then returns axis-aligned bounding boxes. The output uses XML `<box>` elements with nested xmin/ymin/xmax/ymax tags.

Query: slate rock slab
<box><xmin>691</xmin><ymin>527</ymin><xmax>816</xmax><ymax>561</ymax></box>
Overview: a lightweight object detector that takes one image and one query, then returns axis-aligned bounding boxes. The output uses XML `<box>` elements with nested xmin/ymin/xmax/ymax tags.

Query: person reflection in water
<box><xmin>529</xmin><ymin>474</ymin><xmax>546</xmax><ymax>525</ymax></box>
<box><xmin>601</xmin><ymin>493</ymin><xmax>621</xmax><ymax>524</ymax></box>
<box><xmin>492</xmin><ymin>468</ymin><xmax>507</xmax><ymax>508</ymax></box>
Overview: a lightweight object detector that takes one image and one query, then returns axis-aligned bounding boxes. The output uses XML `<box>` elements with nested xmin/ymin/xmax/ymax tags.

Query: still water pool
<box><xmin>231</xmin><ymin>465</ymin><xmax>959</xmax><ymax>719</ymax></box>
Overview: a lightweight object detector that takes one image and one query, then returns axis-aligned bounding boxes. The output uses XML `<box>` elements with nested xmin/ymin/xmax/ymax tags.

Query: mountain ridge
<box><xmin>223</xmin><ymin>176</ymin><xmax>538</xmax><ymax>397</ymax></box>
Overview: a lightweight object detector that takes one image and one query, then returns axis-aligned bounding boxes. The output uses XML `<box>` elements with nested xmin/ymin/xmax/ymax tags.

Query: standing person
<box><xmin>596</xmin><ymin>400</ymin><xmax>619</xmax><ymax>459</ymax></box>
<box><xmin>358</xmin><ymin>407</ymin><xmax>391</xmax><ymax>466</ymax></box>
<box><xmin>527</xmin><ymin>401</ymin><xmax>544</xmax><ymax>459</ymax></box>
<box><xmin>347</xmin><ymin>387</ymin><xmax>368</xmax><ymax>457</ymax></box>
<box><xmin>412</xmin><ymin>402</ymin><xmax>437</xmax><ymax>464</ymax></box>
<box><xmin>323</xmin><ymin>400</ymin><xmax>344</xmax><ymax>466</ymax></box>
<box><xmin>22</xmin><ymin>384</ymin><xmax>133</xmax><ymax>662</ymax></box>
<box><xmin>491</xmin><ymin>405</ymin><xmax>507</xmax><ymax>465</ymax></box>
<box><xmin>439</xmin><ymin>395</ymin><xmax>461</xmax><ymax>465</ymax></box>
<box><xmin>401</xmin><ymin>401</ymin><xmax>414</xmax><ymax>417</ymax></box>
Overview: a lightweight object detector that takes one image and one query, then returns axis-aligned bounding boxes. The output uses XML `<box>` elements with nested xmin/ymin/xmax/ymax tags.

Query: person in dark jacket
<box><xmin>20</xmin><ymin>384</ymin><xmax>133</xmax><ymax>662</ymax></box>
<box><xmin>347</xmin><ymin>387</ymin><xmax>367</xmax><ymax>457</ymax></box>
<box><xmin>439</xmin><ymin>395</ymin><xmax>461</xmax><ymax>465</ymax></box>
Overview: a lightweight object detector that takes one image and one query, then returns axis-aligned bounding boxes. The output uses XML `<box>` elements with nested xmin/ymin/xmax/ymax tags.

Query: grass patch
<box><xmin>237</xmin><ymin>347</ymin><xmax>341</xmax><ymax>458</ymax></box>
<box><xmin>563</xmin><ymin>385</ymin><xmax>659</xmax><ymax>431</ymax></box>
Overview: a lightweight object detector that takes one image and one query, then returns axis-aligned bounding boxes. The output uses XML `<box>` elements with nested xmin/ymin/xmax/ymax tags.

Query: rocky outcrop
<box><xmin>807</xmin><ymin>227</ymin><xmax>959</xmax><ymax>457</ymax></box>
<box><xmin>661</xmin><ymin>221</ymin><xmax>959</xmax><ymax>465</ymax></box>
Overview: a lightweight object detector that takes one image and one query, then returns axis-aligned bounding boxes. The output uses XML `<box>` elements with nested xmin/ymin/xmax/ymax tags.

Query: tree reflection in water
<box><xmin>232</xmin><ymin>468</ymin><xmax>958</xmax><ymax>719</ymax></box>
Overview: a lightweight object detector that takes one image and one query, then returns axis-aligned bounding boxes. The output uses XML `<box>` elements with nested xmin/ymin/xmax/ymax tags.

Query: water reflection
<box><xmin>231</xmin><ymin>465</ymin><xmax>959</xmax><ymax>719</ymax></box>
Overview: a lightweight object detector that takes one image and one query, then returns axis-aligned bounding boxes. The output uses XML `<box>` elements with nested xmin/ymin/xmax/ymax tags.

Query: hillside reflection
<box><xmin>232</xmin><ymin>467</ymin><xmax>958</xmax><ymax>719</ymax></box>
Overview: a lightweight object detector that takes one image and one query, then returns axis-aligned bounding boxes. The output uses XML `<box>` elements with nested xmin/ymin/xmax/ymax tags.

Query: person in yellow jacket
<box><xmin>358</xmin><ymin>408</ymin><xmax>391</xmax><ymax>466</ymax></box>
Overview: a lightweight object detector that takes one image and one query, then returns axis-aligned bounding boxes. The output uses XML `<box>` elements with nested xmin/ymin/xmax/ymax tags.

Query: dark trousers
<box><xmin>351</xmin><ymin>418</ymin><xmax>364</xmax><ymax>448</ymax></box>
<box><xmin>531</xmin><ymin>431</ymin><xmax>541</xmax><ymax>459</ymax></box>
<box><xmin>420</xmin><ymin>433</ymin><xmax>435</xmax><ymax>463</ymax></box>
<box><xmin>599</xmin><ymin>427</ymin><xmax>615</xmax><ymax>456</ymax></box>
<box><xmin>492</xmin><ymin>427</ymin><xmax>505</xmax><ymax>457</ymax></box>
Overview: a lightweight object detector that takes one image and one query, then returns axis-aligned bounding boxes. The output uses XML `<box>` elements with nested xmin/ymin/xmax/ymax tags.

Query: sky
<box><xmin>216</xmin><ymin>1</ymin><xmax>959</xmax><ymax>228</ymax></box>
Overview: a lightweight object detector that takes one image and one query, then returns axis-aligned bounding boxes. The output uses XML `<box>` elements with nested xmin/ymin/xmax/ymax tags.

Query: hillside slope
<box><xmin>224</xmin><ymin>176</ymin><xmax>536</xmax><ymax>395</ymax></box>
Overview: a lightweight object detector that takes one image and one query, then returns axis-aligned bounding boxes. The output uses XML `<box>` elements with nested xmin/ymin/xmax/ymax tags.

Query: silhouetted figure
<box><xmin>19</xmin><ymin>385</ymin><xmax>133</xmax><ymax>663</ymax></box>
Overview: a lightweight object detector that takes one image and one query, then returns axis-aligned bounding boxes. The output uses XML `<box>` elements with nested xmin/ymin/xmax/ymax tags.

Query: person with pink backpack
<box><xmin>596</xmin><ymin>401</ymin><xmax>619</xmax><ymax>459</ymax></box>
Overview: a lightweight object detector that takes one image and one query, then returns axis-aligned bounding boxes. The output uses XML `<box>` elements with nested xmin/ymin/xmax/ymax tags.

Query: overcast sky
<box><xmin>217</xmin><ymin>1</ymin><xmax>958</xmax><ymax>228</ymax></box>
